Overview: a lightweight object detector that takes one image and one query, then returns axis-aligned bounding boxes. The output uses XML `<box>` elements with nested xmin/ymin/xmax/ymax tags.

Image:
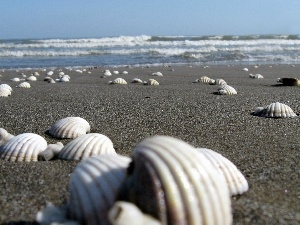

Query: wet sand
<box><xmin>0</xmin><ymin>64</ymin><xmax>299</xmax><ymax>224</ymax></box>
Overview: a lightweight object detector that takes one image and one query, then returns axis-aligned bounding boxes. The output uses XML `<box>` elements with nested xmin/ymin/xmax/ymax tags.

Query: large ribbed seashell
<box><xmin>196</xmin><ymin>148</ymin><xmax>249</xmax><ymax>196</ymax></box>
<box><xmin>198</xmin><ymin>76</ymin><xmax>211</xmax><ymax>83</ymax></box>
<box><xmin>0</xmin><ymin>87</ymin><xmax>11</xmax><ymax>97</ymax></box>
<box><xmin>253</xmin><ymin>102</ymin><xmax>297</xmax><ymax>118</ymax></box>
<box><xmin>0</xmin><ymin>84</ymin><xmax>13</xmax><ymax>92</ymax></box>
<box><xmin>48</xmin><ymin>117</ymin><xmax>91</xmax><ymax>139</ymax></box>
<box><xmin>58</xmin><ymin>133</ymin><xmax>116</xmax><ymax>160</ymax></box>
<box><xmin>68</xmin><ymin>155</ymin><xmax>131</xmax><ymax>225</ymax></box>
<box><xmin>109</xmin><ymin>201</ymin><xmax>161</xmax><ymax>225</ymax></box>
<box><xmin>16</xmin><ymin>82</ymin><xmax>31</xmax><ymax>88</ymax></box>
<box><xmin>26</xmin><ymin>75</ymin><xmax>37</xmax><ymax>81</ymax></box>
<box><xmin>144</xmin><ymin>79</ymin><xmax>159</xmax><ymax>86</ymax></box>
<box><xmin>0</xmin><ymin>128</ymin><xmax>15</xmax><ymax>146</ymax></box>
<box><xmin>124</xmin><ymin>135</ymin><xmax>232</xmax><ymax>225</ymax></box>
<box><xmin>214</xmin><ymin>79</ymin><xmax>227</xmax><ymax>86</ymax></box>
<box><xmin>0</xmin><ymin>133</ymin><xmax>47</xmax><ymax>162</ymax></box>
<box><xmin>109</xmin><ymin>78</ymin><xmax>127</xmax><ymax>84</ymax></box>
<box><xmin>131</xmin><ymin>78</ymin><xmax>143</xmax><ymax>83</ymax></box>
<box><xmin>217</xmin><ymin>84</ymin><xmax>237</xmax><ymax>95</ymax></box>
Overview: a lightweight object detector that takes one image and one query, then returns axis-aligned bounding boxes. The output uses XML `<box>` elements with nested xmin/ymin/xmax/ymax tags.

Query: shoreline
<box><xmin>0</xmin><ymin>64</ymin><xmax>299</xmax><ymax>224</ymax></box>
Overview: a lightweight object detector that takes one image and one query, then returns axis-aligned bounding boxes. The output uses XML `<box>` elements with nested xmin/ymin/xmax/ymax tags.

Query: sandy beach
<box><xmin>0</xmin><ymin>64</ymin><xmax>299</xmax><ymax>225</ymax></box>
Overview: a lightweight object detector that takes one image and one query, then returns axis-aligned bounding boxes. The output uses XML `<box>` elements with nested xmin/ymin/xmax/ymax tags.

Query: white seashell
<box><xmin>33</xmin><ymin>72</ymin><xmax>40</xmax><ymax>76</ymax></box>
<box><xmin>109</xmin><ymin>78</ymin><xmax>127</xmax><ymax>84</ymax></box>
<box><xmin>0</xmin><ymin>133</ymin><xmax>48</xmax><ymax>162</ymax></box>
<box><xmin>49</xmin><ymin>117</ymin><xmax>90</xmax><ymax>139</ymax></box>
<box><xmin>103</xmin><ymin>70</ymin><xmax>112</xmax><ymax>76</ymax></box>
<box><xmin>68</xmin><ymin>155</ymin><xmax>131</xmax><ymax>224</ymax></box>
<box><xmin>249</xmin><ymin>74</ymin><xmax>263</xmax><ymax>79</ymax></box>
<box><xmin>0</xmin><ymin>84</ymin><xmax>12</xmax><ymax>92</ymax></box>
<box><xmin>196</xmin><ymin>148</ymin><xmax>249</xmax><ymax>196</ymax></box>
<box><xmin>0</xmin><ymin>128</ymin><xmax>15</xmax><ymax>146</ymax></box>
<box><xmin>38</xmin><ymin>142</ymin><xmax>64</xmax><ymax>161</ymax></box>
<box><xmin>253</xmin><ymin>102</ymin><xmax>297</xmax><ymax>118</ymax></box>
<box><xmin>131</xmin><ymin>78</ymin><xmax>143</xmax><ymax>83</ymax></box>
<box><xmin>144</xmin><ymin>79</ymin><xmax>159</xmax><ymax>86</ymax></box>
<box><xmin>242</xmin><ymin>68</ymin><xmax>248</xmax><ymax>71</ymax></box>
<box><xmin>122</xmin><ymin>71</ymin><xmax>128</xmax><ymax>74</ymax></box>
<box><xmin>211</xmin><ymin>79</ymin><xmax>227</xmax><ymax>86</ymax></box>
<box><xmin>62</xmin><ymin>75</ymin><xmax>70</xmax><ymax>80</ymax></box>
<box><xmin>60</xmin><ymin>76</ymin><xmax>70</xmax><ymax>82</ymax></box>
<box><xmin>151</xmin><ymin>72</ymin><xmax>163</xmax><ymax>76</ymax></box>
<box><xmin>26</xmin><ymin>75</ymin><xmax>37</xmax><ymax>81</ymax></box>
<box><xmin>59</xmin><ymin>72</ymin><xmax>65</xmax><ymax>76</ymax></box>
<box><xmin>0</xmin><ymin>87</ymin><xmax>11</xmax><ymax>97</ymax></box>
<box><xmin>11</xmin><ymin>77</ymin><xmax>20</xmax><ymax>82</ymax></box>
<box><xmin>113</xmin><ymin>71</ymin><xmax>119</xmax><ymax>74</ymax></box>
<box><xmin>198</xmin><ymin>76</ymin><xmax>211</xmax><ymax>83</ymax></box>
<box><xmin>124</xmin><ymin>135</ymin><xmax>232</xmax><ymax>225</ymax></box>
<box><xmin>109</xmin><ymin>201</ymin><xmax>161</xmax><ymax>225</ymax></box>
<box><xmin>75</xmin><ymin>69</ymin><xmax>83</xmax><ymax>73</ymax></box>
<box><xmin>16</xmin><ymin>82</ymin><xmax>31</xmax><ymax>88</ymax></box>
<box><xmin>58</xmin><ymin>133</ymin><xmax>116</xmax><ymax>160</ymax></box>
<box><xmin>47</xmin><ymin>71</ymin><xmax>54</xmax><ymax>76</ymax></box>
<box><xmin>217</xmin><ymin>84</ymin><xmax>237</xmax><ymax>95</ymax></box>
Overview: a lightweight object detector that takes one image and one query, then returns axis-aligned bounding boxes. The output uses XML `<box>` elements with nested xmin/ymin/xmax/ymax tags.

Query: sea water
<box><xmin>0</xmin><ymin>34</ymin><xmax>300</xmax><ymax>69</ymax></box>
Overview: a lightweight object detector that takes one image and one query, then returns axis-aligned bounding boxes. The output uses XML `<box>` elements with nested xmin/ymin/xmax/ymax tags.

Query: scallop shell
<box><xmin>151</xmin><ymin>72</ymin><xmax>163</xmax><ymax>76</ymax></box>
<box><xmin>58</xmin><ymin>133</ymin><xmax>116</xmax><ymax>160</ymax></box>
<box><xmin>26</xmin><ymin>75</ymin><xmax>37</xmax><ymax>81</ymax></box>
<box><xmin>124</xmin><ymin>135</ymin><xmax>232</xmax><ymax>225</ymax></box>
<box><xmin>109</xmin><ymin>78</ymin><xmax>127</xmax><ymax>84</ymax></box>
<box><xmin>0</xmin><ymin>84</ymin><xmax>13</xmax><ymax>92</ymax></box>
<box><xmin>199</xmin><ymin>76</ymin><xmax>211</xmax><ymax>83</ymax></box>
<box><xmin>68</xmin><ymin>155</ymin><xmax>131</xmax><ymax>225</ymax></box>
<box><xmin>16</xmin><ymin>82</ymin><xmax>31</xmax><ymax>88</ymax></box>
<box><xmin>217</xmin><ymin>84</ymin><xmax>237</xmax><ymax>95</ymax></box>
<box><xmin>144</xmin><ymin>79</ymin><xmax>159</xmax><ymax>86</ymax></box>
<box><xmin>0</xmin><ymin>128</ymin><xmax>15</xmax><ymax>146</ymax></box>
<box><xmin>59</xmin><ymin>76</ymin><xmax>70</xmax><ymax>82</ymax></box>
<box><xmin>0</xmin><ymin>87</ymin><xmax>11</xmax><ymax>97</ymax></box>
<box><xmin>214</xmin><ymin>79</ymin><xmax>227</xmax><ymax>86</ymax></box>
<box><xmin>131</xmin><ymin>78</ymin><xmax>143</xmax><ymax>83</ymax></box>
<box><xmin>196</xmin><ymin>148</ymin><xmax>249</xmax><ymax>196</ymax></box>
<box><xmin>0</xmin><ymin>133</ymin><xmax>48</xmax><ymax>162</ymax></box>
<box><xmin>49</xmin><ymin>117</ymin><xmax>90</xmax><ymax>139</ymax></box>
<box><xmin>253</xmin><ymin>102</ymin><xmax>297</xmax><ymax>118</ymax></box>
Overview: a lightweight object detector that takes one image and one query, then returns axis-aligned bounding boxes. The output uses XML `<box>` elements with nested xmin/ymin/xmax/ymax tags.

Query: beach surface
<box><xmin>0</xmin><ymin>65</ymin><xmax>299</xmax><ymax>225</ymax></box>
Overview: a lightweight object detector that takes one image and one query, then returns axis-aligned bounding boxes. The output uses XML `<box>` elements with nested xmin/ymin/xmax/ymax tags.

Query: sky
<box><xmin>0</xmin><ymin>0</ymin><xmax>299</xmax><ymax>39</ymax></box>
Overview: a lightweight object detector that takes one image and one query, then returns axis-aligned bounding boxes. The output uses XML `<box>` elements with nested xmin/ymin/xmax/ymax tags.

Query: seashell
<box><xmin>47</xmin><ymin>71</ymin><xmax>54</xmax><ymax>76</ymax></box>
<box><xmin>26</xmin><ymin>75</ymin><xmax>37</xmax><ymax>81</ymax></box>
<box><xmin>38</xmin><ymin>142</ymin><xmax>64</xmax><ymax>161</ymax></box>
<box><xmin>217</xmin><ymin>84</ymin><xmax>237</xmax><ymax>95</ymax></box>
<box><xmin>253</xmin><ymin>102</ymin><xmax>297</xmax><ymax>118</ymax></box>
<box><xmin>122</xmin><ymin>71</ymin><xmax>128</xmax><ymax>74</ymax></box>
<box><xmin>58</xmin><ymin>72</ymin><xmax>65</xmax><ymax>76</ymax></box>
<box><xmin>0</xmin><ymin>128</ymin><xmax>15</xmax><ymax>146</ymax></box>
<box><xmin>211</xmin><ymin>79</ymin><xmax>227</xmax><ymax>86</ymax></box>
<box><xmin>276</xmin><ymin>77</ymin><xmax>300</xmax><ymax>86</ymax></box>
<box><xmin>48</xmin><ymin>78</ymin><xmax>56</xmax><ymax>83</ymax></box>
<box><xmin>151</xmin><ymin>72</ymin><xmax>163</xmax><ymax>76</ymax></box>
<box><xmin>131</xmin><ymin>78</ymin><xmax>143</xmax><ymax>83</ymax></box>
<box><xmin>62</xmin><ymin>75</ymin><xmax>70</xmax><ymax>80</ymax></box>
<box><xmin>68</xmin><ymin>155</ymin><xmax>131</xmax><ymax>224</ymax></box>
<box><xmin>58</xmin><ymin>133</ymin><xmax>116</xmax><ymax>160</ymax></box>
<box><xmin>0</xmin><ymin>84</ymin><xmax>13</xmax><ymax>92</ymax></box>
<box><xmin>108</xmin><ymin>78</ymin><xmax>127</xmax><ymax>85</ymax></box>
<box><xmin>33</xmin><ymin>72</ymin><xmax>40</xmax><ymax>76</ymax></box>
<box><xmin>49</xmin><ymin>117</ymin><xmax>90</xmax><ymax>139</ymax></box>
<box><xmin>103</xmin><ymin>70</ymin><xmax>112</xmax><ymax>76</ymax></box>
<box><xmin>44</xmin><ymin>77</ymin><xmax>52</xmax><ymax>82</ymax></box>
<box><xmin>0</xmin><ymin>133</ymin><xmax>48</xmax><ymax>162</ymax></box>
<box><xmin>113</xmin><ymin>71</ymin><xmax>119</xmax><ymax>74</ymax></box>
<box><xmin>11</xmin><ymin>77</ymin><xmax>20</xmax><ymax>82</ymax></box>
<box><xmin>75</xmin><ymin>69</ymin><xmax>83</xmax><ymax>73</ymax></box>
<box><xmin>242</xmin><ymin>68</ymin><xmax>248</xmax><ymax>71</ymax></box>
<box><xmin>60</xmin><ymin>76</ymin><xmax>70</xmax><ymax>82</ymax></box>
<box><xmin>0</xmin><ymin>87</ymin><xmax>11</xmax><ymax>97</ymax></box>
<box><xmin>123</xmin><ymin>135</ymin><xmax>232</xmax><ymax>225</ymax></box>
<box><xmin>16</xmin><ymin>82</ymin><xmax>31</xmax><ymax>88</ymax></box>
<box><xmin>249</xmin><ymin>74</ymin><xmax>263</xmax><ymax>79</ymax></box>
<box><xmin>198</xmin><ymin>76</ymin><xmax>211</xmax><ymax>83</ymax></box>
<box><xmin>144</xmin><ymin>79</ymin><xmax>159</xmax><ymax>86</ymax></box>
<box><xmin>196</xmin><ymin>148</ymin><xmax>249</xmax><ymax>196</ymax></box>
<box><xmin>109</xmin><ymin>201</ymin><xmax>161</xmax><ymax>225</ymax></box>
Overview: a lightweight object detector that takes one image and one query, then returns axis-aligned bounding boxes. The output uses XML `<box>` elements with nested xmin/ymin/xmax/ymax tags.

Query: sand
<box><xmin>0</xmin><ymin>64</ymin><xmax>299</xmax><ymax>225</ymax></box>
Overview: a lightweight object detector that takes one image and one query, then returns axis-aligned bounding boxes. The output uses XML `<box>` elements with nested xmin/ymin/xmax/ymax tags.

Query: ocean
<box><xmin>0</xmin><ymin>34</ymin><xmax>300</xmax><ymax>69</ymax></box>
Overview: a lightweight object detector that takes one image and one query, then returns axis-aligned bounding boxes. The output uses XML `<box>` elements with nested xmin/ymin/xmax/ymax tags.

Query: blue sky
<box><xmin>0</xmin><ymin>0</ymin><xmax>299</xmax><ymax>39</ymax></box>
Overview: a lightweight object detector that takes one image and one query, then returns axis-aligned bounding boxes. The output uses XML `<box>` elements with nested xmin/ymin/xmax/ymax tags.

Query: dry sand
<box><xmin>0</xmin><ymin>64</ymin><xmax>299</xmax><ymax>224</ymax></box>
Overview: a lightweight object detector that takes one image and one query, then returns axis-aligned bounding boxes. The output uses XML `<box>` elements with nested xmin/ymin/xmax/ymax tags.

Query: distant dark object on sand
<box><xmin>277</xmin><ymin>77</ymin><xmax>300</xmax><ymax>86</ymax></box>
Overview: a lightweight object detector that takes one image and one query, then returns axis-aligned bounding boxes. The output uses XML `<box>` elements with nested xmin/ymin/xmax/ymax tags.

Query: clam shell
<box><xmin>60</xmin><ymin>76</ymin><xmax>70</xmax><ymax>82</ymax></box>
<box><xmin>253</xmin><ymin>102</ymin><xmax>297</xmax><ymax>118</ymax></box>
<box><xmin>0</xmin><ymin>84</ymin><xmax>13</xmax><ymax>92</ymax></box>
<box><xmin>131</xmin><ymin>78</ymin><xmax>143</xmax><ymax>83</ymax></box>
<box><xmin>0</xmin><ymin>133</ymin><xmax>47</xmax><ymax>162</ymax></box>
<box><xmin>217</xmin><ymin>84</ymin><xmax>237</xmax><ymax>95</ymax></box>
<box><xmin>124</xmin><ymin>135</ymin><xmax>232</xmax><ymax>225</ymax></box>
<box><xmin>16</xmin><ymin>82</ymin><xmax>31</xmax><ymax>88</ymax></box>
<box><xmin>144</xmin><ymin>79</ymin><xmax>159</xmax><ymax>86</ymax></box>
<box><xmin>0</xmin><ymin>87</ymin><xmax>11</xmax><ymax>97</ymax></box>
<box><xmin>151</xmin><ymin>72</ymin><xmax>163</xmax><ymax>76</ymax></box>
<box><xmin>58</xmin><ymin>133</ymin><xmax>116</xmax><ymax>160</ymax></box>
<box><xmin>49</xmin><ymin>117</ymin><xmax>91</xmax><ymax>139</ymax></box>
<box><xmin>33</xmin><ymin>72</ymin><xmax>40</xmax><ymax>76</ymax></box>
<box><xmin>68</xmin><ymin>154</ymin><xmax>131</xmax><ymax>225</ymax></box>
<box><xmin>196</xmin><ymin>148</ymin><xmax>249</xmax><ymax>196</ymax></box>
<box><xmin>11</xmin><ymin>77</ymin><xmax>20</xmax><ymax>82</ymax></box>
<box><xmin>109</xmin><ymin>78</ymin><xmax>127</xmax><ymax>84</ymax></box>
<box><xmin>26</xmin><ymin>75</ymin><xmax>37</xmax><ymax>81</ymax></box>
